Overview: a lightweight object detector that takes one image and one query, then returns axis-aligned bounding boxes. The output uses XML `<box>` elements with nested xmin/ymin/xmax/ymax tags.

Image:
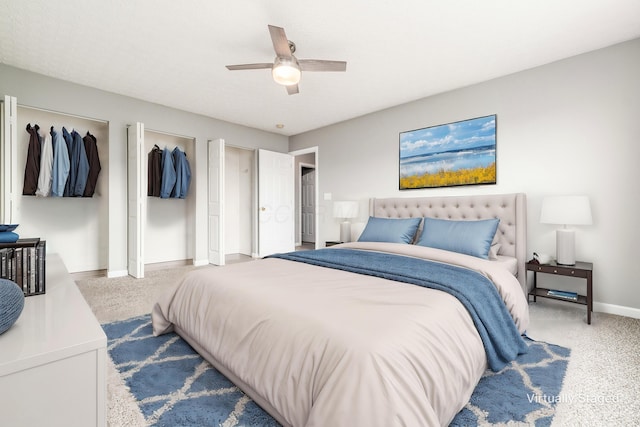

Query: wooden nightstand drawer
<box><xmin>532</xmin><ymin>264</ymin><xmax>589</xmax><ymax>278</ymax></box>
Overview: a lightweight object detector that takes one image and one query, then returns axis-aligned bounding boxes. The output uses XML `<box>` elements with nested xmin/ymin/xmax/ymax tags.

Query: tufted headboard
<box><xmin>369</xmin><ymin>193</ymin><xmax>528</xmax><ymax>294</ymax></box>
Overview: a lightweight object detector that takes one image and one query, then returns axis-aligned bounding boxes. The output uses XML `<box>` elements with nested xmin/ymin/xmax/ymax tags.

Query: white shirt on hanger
<box><xmin>36</xmin><ymin>130</ymin><xmax>54</xmax><ymax>197</ymax></box>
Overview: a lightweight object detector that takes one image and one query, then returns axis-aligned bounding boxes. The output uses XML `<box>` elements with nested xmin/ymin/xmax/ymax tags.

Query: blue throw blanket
<box><xmin>269</xmin><ymin>249</ymin><xmax>528</xmax><ymax>371</ymax></box>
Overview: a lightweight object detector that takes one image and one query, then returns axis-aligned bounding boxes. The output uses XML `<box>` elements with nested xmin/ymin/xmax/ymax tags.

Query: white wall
<box><xmin>0</xmin><ymin>64</ymin><xmax>288</xmax><ymax>274</ymax></box>
<box><xmin>290</xmin><ymin>38</ymin><xmax>640</xmax><ymax>316</ymax></box>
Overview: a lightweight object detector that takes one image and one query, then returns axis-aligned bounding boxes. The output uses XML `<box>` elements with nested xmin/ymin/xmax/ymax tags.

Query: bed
<box><xmin>152</xmin><ymin>192</ymin><xmax>530</xmax><ymax>426</ymax></box>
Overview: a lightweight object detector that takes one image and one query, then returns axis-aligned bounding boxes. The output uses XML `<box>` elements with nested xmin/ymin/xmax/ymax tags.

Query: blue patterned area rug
<box><xmin>104</xmin><ymin>315</ymin><xmax>570</xmax><ymax>427</ymax></box>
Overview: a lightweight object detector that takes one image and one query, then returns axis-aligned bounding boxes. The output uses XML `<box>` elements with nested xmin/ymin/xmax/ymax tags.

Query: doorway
<box><xmin>290</xmin><ymin>147</ymin><xmax>320</xmax><ymax>250</ymax></box>
<box><xmin>208</xmin><ymin>143</ymin><xmax>297</xmax><ymax>265</ymax></box>
<box><xmin>300</xmin><ymin>165</ymin><xmax>316</xmax><ymax>245</ymax></box>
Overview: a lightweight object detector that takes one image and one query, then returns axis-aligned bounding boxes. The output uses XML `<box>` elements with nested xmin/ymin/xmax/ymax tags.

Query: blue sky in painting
<box><xmin>400</xmin><ymin>115</ymin><xmax>496</xmax><ymax>159</ymax></box>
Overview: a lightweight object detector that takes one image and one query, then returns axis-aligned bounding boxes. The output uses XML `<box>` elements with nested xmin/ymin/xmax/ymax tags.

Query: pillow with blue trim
<box><xmin>416</xmin><ymin>217</ymin><xmax>500</xmax><ymax>259</ymax></box>
<box><xmin>358</xmin><ymin>216</ymin><xmax>422</xmax><ymax>244</ymax></box>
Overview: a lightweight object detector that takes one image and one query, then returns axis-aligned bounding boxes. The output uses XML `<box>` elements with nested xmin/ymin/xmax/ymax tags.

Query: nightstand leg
<box><xmin>587</xmin><ymin>271</ymin><xmax>593</xmax><ymax>325</ymax></box>
<box><xmin>532</xmin><ymin>271</ymin><xmax>537</xmax><ymax>302</ymax></box>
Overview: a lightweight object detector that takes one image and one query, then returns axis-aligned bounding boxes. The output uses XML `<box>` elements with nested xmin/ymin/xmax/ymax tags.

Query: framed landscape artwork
<box><xmin>399</xmin><ymin>114</ymin><xmax>497</xmax><ymax>189</ymax></box>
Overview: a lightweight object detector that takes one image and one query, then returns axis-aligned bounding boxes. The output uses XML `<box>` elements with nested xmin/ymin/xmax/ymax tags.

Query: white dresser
<box><xmin>0</xmin><ymin>254</ymin><xmax>106</xmax><ymax>427</ymax></box>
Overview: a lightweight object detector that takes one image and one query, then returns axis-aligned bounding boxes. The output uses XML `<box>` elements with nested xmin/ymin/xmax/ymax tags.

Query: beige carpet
<box><xmin>76</xmin><ymin>264</ymin><xmax>640</xmax><ymax>427</ymax></box>
<box><xmin>76</xmin><ymin>264</ymin><xmax>202</xmax><ymax>427</ymax></box>
<box><xmin>75</xmin><ymin>264</ymin><xmax>201</xmax><ymax>323</ymax></box>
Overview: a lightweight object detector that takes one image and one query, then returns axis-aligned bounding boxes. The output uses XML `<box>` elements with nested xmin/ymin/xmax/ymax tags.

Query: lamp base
<box><xmin>340</xmin><ymin>221</ymin><xmax>352</xmax><ymax>243</ymax></box>
<box><xmin>556</xmin><ymin>228</ymin><xmax>576</xmax><ymax>265</ymax></box>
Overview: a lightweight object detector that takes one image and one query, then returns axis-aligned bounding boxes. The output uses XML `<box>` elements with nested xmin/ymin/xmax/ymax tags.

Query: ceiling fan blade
<box><xmin>299</xmin><ymin>59</ymin><xmax>347</xmax><ymax>72</ymax></box>
<box><xmin>226</xmin><ymin>63</ymin><xmax>273</xmax><ymax>71</ymax></box>
<box><xmin>286</xmin><ymin>84</ymin><xmax>299</xmax><ymax>95</ymax></box>
<box><xmin>268</xmin><ymin>25</ymin><xmax>292</xmax><ymax>58</ymax></box>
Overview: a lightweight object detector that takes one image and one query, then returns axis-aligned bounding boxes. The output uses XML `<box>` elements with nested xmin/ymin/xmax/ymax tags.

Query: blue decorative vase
<box><xmin>0</xmin><ymin>279</ymin><xmax>24</xmax><ymax>335</ymax></box>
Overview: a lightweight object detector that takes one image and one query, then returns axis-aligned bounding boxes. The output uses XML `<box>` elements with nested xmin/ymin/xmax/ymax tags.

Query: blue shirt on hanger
<box><xmin>71</xmin><ymin>130</ymin><xmax>90</xmax><ymax>196</ymax></box>
<box><xmin>171</xmin><ymin>147</ymin><xmax>191</xmax><ymax>199</ymax></box>
<box><xmin>160</xmin><ymin>147</ymin><xmax>176</xmax><ymax>198</ymax></box>
<box><xmin>50</xmin><ymin>127</ymin><xmax>70</xmax><ymax>197</ymax></box>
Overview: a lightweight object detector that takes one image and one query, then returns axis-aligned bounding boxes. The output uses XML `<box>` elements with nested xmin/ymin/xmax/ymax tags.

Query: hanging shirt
<box><xmin>35</xmin><ymin>129</ymin><xmax>53</xmax><ymax>197</ymax></box>
<box><xmin>82</xmin><ymin>132</ymin><xmax>101</xmax><ymax>197</ymax></box>
<box><xmin>22</xmin><ymin>123</ymin><xmax>41</xmax><ymax>195</ymax></box>
<box><xmin>171</xmin><ymin>147</ymin><xmax>191</xmax><ymax>199</ymax></box>
<box><xmin>147</xmin><ymin>144</ymin><xmax>162</xmax><ymax>197</ymax></box>
<box><xmin>71</xmin><ymin>129</ymin><xmax>90</xmax><ymax>196</ymax></box>
<box><xmin>62</xmin><ymin>127</ymin><xmax>75</xmax><ymax>197</ymax></box>
<box><xmin>50</xmin><ymin>127</ymin><xmax>70</xmax><ymax>197</ymax></box>
<box><xmin>159</xmin><ymin>147</ymin><xmax>176</xmax><ymax>199</ymax></box>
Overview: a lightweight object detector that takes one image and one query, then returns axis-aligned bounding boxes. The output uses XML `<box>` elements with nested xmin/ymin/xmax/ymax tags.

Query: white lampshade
<box><xmin>540</xmin><ymin>196</ymin><xmax>592</xmax><ymax>265</ymax></box>
<box><xmin>540</xmin><ymin>196</ymin><xmax>592</xmax><ymax>226</ymax></box>
<box><xmin>333</xmin><ymin>201</ymin><xmax>359</xmax><ymax>219</ymax></box>
<box><xmin>272</xmin><ymin>58</ymin><xmax>301</xmax><ymax>86</ymax></box>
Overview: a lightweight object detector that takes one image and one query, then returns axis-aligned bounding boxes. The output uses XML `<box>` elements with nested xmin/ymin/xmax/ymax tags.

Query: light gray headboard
<box><xmin>369</xmin><ymin>193</ymin><xmax>528</xmax><ymax>293</ymax></box>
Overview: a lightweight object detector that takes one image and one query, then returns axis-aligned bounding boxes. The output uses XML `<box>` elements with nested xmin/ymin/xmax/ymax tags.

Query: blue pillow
<box><xmin>358</xmin><ymin>217</ymin><xmax>422</xmax><ymax>244</ymax></box>
<box><xmin>0</xmin><ymin>232</ymin><xmax>19</xmax><ymax>243</ymax></box>
<box><xmin>416</xmin><ymin>217</ymin><xmax>500</xmax><ymax>259</ymax></box>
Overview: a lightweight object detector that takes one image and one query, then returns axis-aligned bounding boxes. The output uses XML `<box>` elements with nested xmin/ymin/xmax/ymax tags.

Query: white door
<box><xmin>127</xmin><ymin>123</ymin><xmax>145</xmax><ymax>278</ymax></box>
<box><xmin>301</xmin><ymin>167</ymin><xmax>315</xmax><ymax>243</ymax></box>
<box><xmin>258</xmin><ymin>149</ymin><xmax>295</xmax><ymax>257</ymax></box>
<box><xmin>208</xmin><ymin>139</ymin><xmax>225</xmax><ymax>265</ymax></box>
<box><xmin>1</xmin><ymin>95</ymin><xmax>18</xmax><ymax>224</ymax></box>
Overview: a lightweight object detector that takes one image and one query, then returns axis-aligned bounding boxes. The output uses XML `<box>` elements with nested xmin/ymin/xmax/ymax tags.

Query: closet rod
<box><xmin>226</xmin><ymin>143</ymin><xmax>256</xmax><ymax>152</ymax></box>
<box><xmin>18</xmin><ymin>104</ymin><xmax>108</xmax><ymax>124</ymax></box>
<box><xmin>142</xmin><ymin>127</ymin><xmax>195</xmax><ymax>141</ymax></box>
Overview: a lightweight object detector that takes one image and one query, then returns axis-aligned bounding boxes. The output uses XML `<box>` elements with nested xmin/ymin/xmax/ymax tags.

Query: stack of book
<box><xmin>0</xmin><ymin>238</ymin><xmax>46</xmax><ymax>296</ymax></box>
<box><xmin>547</xmin><ymin>289</ymin><xmax>578</xmax><ymax>300</ymax></box>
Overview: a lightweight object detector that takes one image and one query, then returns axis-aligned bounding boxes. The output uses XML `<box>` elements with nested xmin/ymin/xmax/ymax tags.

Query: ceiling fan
<box><xmin>226</xmin><ymin>25</ymin><xmax>347</xmax><ymax>95</ymax></box>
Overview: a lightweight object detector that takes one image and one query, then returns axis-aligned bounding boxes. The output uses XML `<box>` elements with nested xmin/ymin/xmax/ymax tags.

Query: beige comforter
<box><xmin>152</xmin><ymin>242</ymin><xmax>529</xmax><ymax>427</ymax></box>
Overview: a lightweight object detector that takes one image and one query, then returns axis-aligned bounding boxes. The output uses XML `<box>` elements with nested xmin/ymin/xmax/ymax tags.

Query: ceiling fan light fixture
<box><xmin>272</xmin><ymin>57</ymin><xmax>301</xmax><ymax>86</ymax></box>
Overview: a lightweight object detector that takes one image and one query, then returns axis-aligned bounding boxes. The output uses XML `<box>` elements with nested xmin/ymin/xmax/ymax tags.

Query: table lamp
<box><xmin>333</xmin><ymin>201</ymin><xmax>359</xmax><ymax>243</ymax></box>
<box><xmin>540</xmin><ymin>196</ymin><xmax>592</xmax><ymax>265</ymax></box>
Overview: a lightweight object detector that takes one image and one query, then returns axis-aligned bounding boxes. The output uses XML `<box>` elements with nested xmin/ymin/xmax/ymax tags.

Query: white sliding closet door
<box><xmin>258</xmin><ymin>149</ymin><xmax>295</xmax><ymax>257</ymax></box>
<box><xmin>208</xmin><ymin>139</ymin><xmax>225</xmax><ymax>266</ymax></box>
<box><xmin>127</xmin><ymin>123</ymin><xmax>145</xmax><ymax>278</ymax></box>
<box><xmin>0</xmin><ymin>95</ymin><xmax>18</xmax><ymax>224</ymax></box>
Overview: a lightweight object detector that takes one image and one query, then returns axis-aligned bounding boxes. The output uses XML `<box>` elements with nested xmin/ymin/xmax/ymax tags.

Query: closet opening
<box><xmin>224</xmin><ymin>145</ymin><xmax>254</xmax><ymax>263</ymax></box>
<box><xmin>128</xmin><ymin>123</ymin><xmax>198</xmax><ymax>278</ymax></box>
<box><xmin>9</xmin><ymin>103</ymin><xmax>109</xmax><ymax>273</ymax></box>
<box><xmin>143</xmin><ymin>129</ymin><xmax>195</xmax><ymax>267</ymax></box>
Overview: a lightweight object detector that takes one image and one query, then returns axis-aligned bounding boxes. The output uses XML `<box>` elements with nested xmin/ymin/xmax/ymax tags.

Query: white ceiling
<box><xmin>1</xmin><ymin>0</ymin><xmax>639</xmax><ymax>136</ymax></box>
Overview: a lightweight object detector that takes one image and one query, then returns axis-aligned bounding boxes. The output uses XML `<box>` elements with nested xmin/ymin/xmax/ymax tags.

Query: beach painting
<box><xmin>399</xmin><ymin>115</ymin><xmax>497</xmax><ymax>189</ymax></box>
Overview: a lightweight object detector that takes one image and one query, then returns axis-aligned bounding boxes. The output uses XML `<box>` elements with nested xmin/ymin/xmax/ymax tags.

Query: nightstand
<box><xmin>526</xmin><ymin>261</ymin><xmax>593</xmax><ymax>324</ymax></box>
<box><xmin>325</xmin><ymin>241</ymin><xmax>342</xmax><ymax>247</ymax></box>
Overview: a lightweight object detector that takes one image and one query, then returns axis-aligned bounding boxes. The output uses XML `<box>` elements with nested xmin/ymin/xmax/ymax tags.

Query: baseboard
<box><xmin>594</xmin><ymin>301</ymin><xmax>640</xmax><ymax>319</ymax></box>
<box><xmin>107</xmin><ymin>269</ymin><xmax>128</xmax><ymax>278</ymax></box>
<box><xmin>192</xmin><ymin>259</ymin><xmax>209</xmax><ymax>267</ymax></box>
